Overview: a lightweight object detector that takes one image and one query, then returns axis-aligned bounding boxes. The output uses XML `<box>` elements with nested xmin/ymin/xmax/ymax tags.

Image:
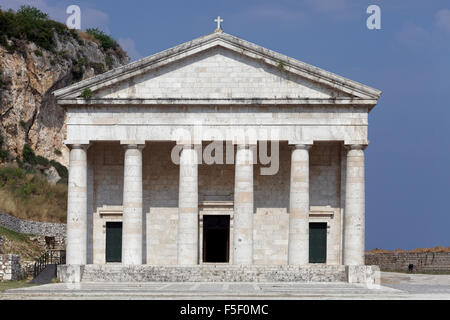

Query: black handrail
<box><xmin>33</xmin><ymin>249</ymin><xmax>66</xmax><ymax>278</ymax></box>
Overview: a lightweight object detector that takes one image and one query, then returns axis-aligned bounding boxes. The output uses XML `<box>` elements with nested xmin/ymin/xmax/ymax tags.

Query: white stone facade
<box><xmin>55</xmin><ymin>31</ymin><xmax>381</xmax><ymax>281</ymax></box>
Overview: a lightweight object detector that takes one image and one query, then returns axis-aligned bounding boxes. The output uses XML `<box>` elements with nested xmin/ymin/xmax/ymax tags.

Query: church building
<box><xmin>54</xmin><ymin>21</ymin><xmax>381</xmax><ymax>283</ymax></box>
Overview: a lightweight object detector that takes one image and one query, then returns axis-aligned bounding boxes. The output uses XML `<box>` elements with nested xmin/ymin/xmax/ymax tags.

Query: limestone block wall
<box><xmin>96</xmin><ymin>47</ymin><xmax>340</xmax><ymax>100</ymax></box>
<box><xmin>90</xmin><ymin>143</ymin><xmax>124</xmax><ymax>264</ymax></box>
<box><xmin>365</xmin><ymin>252</ymin><xmax>450</xmax><ymax>272</ymax></box>
<box><xmin>0</xmin><ymin>254</ymin><xmax>24</xmax><ymax>281</ymax></box>
<box><xmin>90</xmin><ymin>141</ymin><xmax>343</xmax><ymax>266</ymax></box>
<box><xmin>144</xmin><ymin>142</ymin><xmax>179</xmax><ymax>264</ymax></box>
<box><xmin>254</xmin><ymin>142</ymin><xmax>290</xmax><ymax>265</ymax></box>
<box><xmin>309</xmin><ymin>142</ymin><xmax>343</xmax><ymax>265</ymax></box>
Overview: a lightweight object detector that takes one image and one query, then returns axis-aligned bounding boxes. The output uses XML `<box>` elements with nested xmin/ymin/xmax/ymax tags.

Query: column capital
<box><xmin>120</xmin><ymin>140</ymin><xmax>145</xmax><ymax>147</ymax></box>
<box><xmin>344</xmin><ymin>144</ymin><xmax>367</xmax><ymax>151</ymax></box>
<box><xmin>122</xmin><ymin>144</ymin><xmax>146</xmax><ymax>151</ymax></box>
<box><xmin>64</xmin><ymin>141</ymin><xmax>90</xmax><ymax>150</ymax></box>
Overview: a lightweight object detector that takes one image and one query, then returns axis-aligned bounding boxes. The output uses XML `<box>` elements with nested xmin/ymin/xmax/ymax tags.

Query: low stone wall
<box><xmin>0</xmin><ymin>254</ymin><xmax>25</xmax><ymax>281</ymax></box>
<box><xmin>0</xmin><ymin>211</ymin><xmax>66</xmax><ymax>237</ymax></box>
<box><xmin>58</xmin><ymin>264</ymin><xmax>380</xmax><ymax>284</ymax></box>
<box><xmin>365</xmin><ymin>252</ymin><xmax>450</xmax><ymax>272</ymax></box>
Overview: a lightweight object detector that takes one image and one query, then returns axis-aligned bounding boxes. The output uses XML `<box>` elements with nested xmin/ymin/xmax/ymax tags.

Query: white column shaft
<box><xmin>177</xmin><ymin>146</ymin><xmax>199</xmax><ymax>265</ymax></box>
<box><xmin>344</xmin><ymin>145</ymin><xmax>366</xmax><ymax>265</ymax></box>
<box><xmin>288</xmin><ymin>145</ymin><xmax>310</xmax><ymax>265</ymax></box>
<box><xmin>66</xmin><ymin>145</ymin><xmax>87</xmax><ymax>265</ymax></box>
<box><xmin>122</xmin><ymin>145</ymin><xmax>143</xmax><ymax>265</ymax></box>
<box><xmin>233</xmin><ymin>145</ymin><xmax>254</xmax><ymax>265</ymax></box>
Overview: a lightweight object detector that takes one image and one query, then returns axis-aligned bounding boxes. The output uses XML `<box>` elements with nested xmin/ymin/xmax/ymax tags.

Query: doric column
<box><xmin>233</xmin><ymin>144</ymin><xmax>254</xmax><ymax>265</ymax></box>
<box><xmin>288</xmin><ymin>144</ymin><xmax>311</xmax><ymax>265</ymax></box>
<box><xmin>66</xmin><ymin>144</ymin><xmax>88</xmax><ymax>265</ymax></box>
<box><xmin>177</xmin><ymin>144</ymin><xmax>199</xmax><ymax>265</ymax></box>
<box><xmin>122</xmin><ymin>143</ymin><xmax>144</xmax><ymax>265</ymax></box>
<box><xmin>344</xmin><ymin>144</ymin><xmax>366</xmax><ymax>265</ymax></box>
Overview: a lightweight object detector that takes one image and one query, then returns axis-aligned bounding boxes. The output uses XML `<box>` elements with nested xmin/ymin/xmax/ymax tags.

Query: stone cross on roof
<box><xmin>214</xmin><ymin>16</ymin><xmax>223</xmax><ymax>31</ymax></box>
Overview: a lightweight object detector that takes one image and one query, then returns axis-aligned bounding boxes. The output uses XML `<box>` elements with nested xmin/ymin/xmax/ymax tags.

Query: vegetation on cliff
<box><xmin>0</xmin><ymin>5</ymin><xmax>125</xmax><ymax>58</ymax></box>
<box><xmin>0</xmin><ymin>6</ymin><xmax>129</xmax><ymax>223</ymax></box>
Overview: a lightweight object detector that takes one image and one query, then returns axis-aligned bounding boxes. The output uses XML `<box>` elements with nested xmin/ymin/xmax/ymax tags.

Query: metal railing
<box><xmin>33</xmin><ymin>249</ymin><xmax>66</xmax><ymax>278</ymax></box>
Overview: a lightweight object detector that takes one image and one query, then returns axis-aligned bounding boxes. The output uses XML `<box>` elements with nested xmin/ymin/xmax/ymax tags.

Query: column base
<box><xmin>57</xmin><ymin>265</ymin><xmax>85</xmax><ymax>283</ymax></box>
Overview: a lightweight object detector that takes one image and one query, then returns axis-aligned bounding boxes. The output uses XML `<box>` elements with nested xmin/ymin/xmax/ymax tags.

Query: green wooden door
<box><xmin>309</xmin><ymin>223</ymin><xmax>327</xmax><ymax>263</ymax></box>
<box><xmin>106</xmin><ymin>222</ymin><xmax>122</xmax><ymax>263</ymax></box>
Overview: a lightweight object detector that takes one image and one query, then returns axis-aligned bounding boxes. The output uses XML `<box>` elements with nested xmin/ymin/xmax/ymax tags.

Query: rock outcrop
<box><xmin>0</xmin><ymin>30</ymin><xmax>129</xmax><ymax>166</ymax></box>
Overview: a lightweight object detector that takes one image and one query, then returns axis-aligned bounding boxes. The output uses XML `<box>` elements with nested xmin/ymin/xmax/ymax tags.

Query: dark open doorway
<box><xmin>203</xmin><ymin>215</ymin><xmax>230</xmax><ymax>263</ymax></box>
<box><xmin>106</xmin><ymin>222</ymin><xmax>122</xmax><ymax>263</ymax></box>
<box><xmin>309</xmin><ymin>222</ymin><xmax>327</xmax><ymax>263</ymax></box>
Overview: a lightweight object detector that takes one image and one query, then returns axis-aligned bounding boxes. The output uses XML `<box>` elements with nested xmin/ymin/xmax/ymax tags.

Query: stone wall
<box><xmin>0</xmin><ymin>254</ymin><xmax>24</xmax><ymax>281</ymax></box>
<box><xmin>365</xmin><ymin>252</ymin><xmax>450</xmax><ymax>272</ymax></box>
<box><xmin>0</xmin><ymin>211</ymin><xmax>66</xmax><ymax>237</ymax></box>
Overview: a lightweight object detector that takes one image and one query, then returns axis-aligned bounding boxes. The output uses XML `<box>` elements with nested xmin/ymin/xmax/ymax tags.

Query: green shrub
<box><xmin>19</xmin><ymin>120</ymin><xmax>28</xmax><ymax>130</ymax></box>
<box><xmin>71</xmin><ymin>55</ymin><xmax>88</xmax><ymax>81</ymax></box>
<box><xmin>0</xmin><ymin>35</ymin><xmax>8</xmax><ymax>48</ymax></box>
<box><xmin>85</xmin><ymin>28</ymin><xmax>118</xmax><ymax>51</ymax></box>
<box><xmin>17</xmin><ymin>6</ymin><xmax>49</xmax><ymax>20</ymax></box>
<box><xmin>33</xmin><ymin>49</ymin><xmax>42</xmax><ymax>56</ymax></box>
<box><xmin>49</xmin><ymin>160</ymin><xmax>68</xmax><ymax>179</ymax></box>
<box><xmin>0</xmin><ymin>6</ymin><xmax>71</xmax><ymax>51</ymax></box>
<box><xmin>35</xmin><ymin>155</ymin><xmax>49</xmax><ymax>167</ymax></box>
<box><xmin>54</xmin><ymin>148</ymin><xmax>62</xmax><ymax>156</ymax></box>
<box><xmin>0</xmin><ymin>150</ymin><xmax>8</xmax><ymax>162</ymax></box>
<box><xmin>22</xmin><ymin>144</ymin><xmax>36</xmax><ymax>165</ymax></box>
<box><xmin>91</xmin><ymin>62</ymin><xmax>105</xmax><ymax>74</ymax></box>
<box><xmin>80</xmin><ymin>88</ymin><xmax>94</xmax><ymax>99</ymax></box>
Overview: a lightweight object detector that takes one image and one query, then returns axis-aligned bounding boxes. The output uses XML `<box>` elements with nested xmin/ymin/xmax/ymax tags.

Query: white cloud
<box><xmin>396</xmin><ymin>23</ymin><xmax>431</xmax><ymax>47</ymax></box>
<box><xmin>435</xmin><ymin>9</ymin><xmax>450</xmax><ymax>32</ymax></box>
<box><xmin>118</xmin><ymin>38</ymin><xmax>142</xmax><ymax>62</ymax></box>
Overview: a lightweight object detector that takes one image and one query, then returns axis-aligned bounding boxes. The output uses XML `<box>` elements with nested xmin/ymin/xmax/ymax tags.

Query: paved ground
<box><xmin>1</xmin><ymin>272</ymin><xmax>449</xmax><ymax>300</ymax></box>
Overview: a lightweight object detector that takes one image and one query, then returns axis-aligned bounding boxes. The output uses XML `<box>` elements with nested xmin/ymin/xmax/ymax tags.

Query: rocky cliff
<box><xmin>0</xmin><ymin>8</ymin><xmax>129</xmax><ymax>167</ymax></box>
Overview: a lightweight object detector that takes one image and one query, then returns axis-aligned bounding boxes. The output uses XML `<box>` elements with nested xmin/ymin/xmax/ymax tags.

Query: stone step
<box><xmin>80</xmin><ymin>265</ymin><xmax>347</xmax><ymax>282</ymax></box>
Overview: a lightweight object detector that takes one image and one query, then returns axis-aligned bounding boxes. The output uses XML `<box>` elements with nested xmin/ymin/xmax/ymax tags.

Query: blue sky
<box><xmin>3</xmin><ymin>0</ymin><xmax>449</xmax><ymax>250</ymax></box>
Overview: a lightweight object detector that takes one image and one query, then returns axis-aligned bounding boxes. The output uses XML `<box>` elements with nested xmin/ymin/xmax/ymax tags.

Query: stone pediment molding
<box><xmin>54</xmin><ymin>32</ymin><xmax>381</xmax><ymax>108</ymax></box>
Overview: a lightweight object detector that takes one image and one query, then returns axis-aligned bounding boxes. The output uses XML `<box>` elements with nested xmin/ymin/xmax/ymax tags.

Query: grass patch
<box><xmin>0</xmin><ymin>165</ymin><xmax>67</xmax><ymax>223</ymax></box>
<box><xmin>0</xmin><ymin>226</ymin><xmax>43</xmax><ymax>260</ymax></box>
<box><xmin>0</xmin><ymin>280</ymin><xmax>35</xmax><ymax>293</ymax></box>
<box><xmin>0</xmin><ymin>225</ymin><xmax>30</xmax><ymax>242</ymax></box>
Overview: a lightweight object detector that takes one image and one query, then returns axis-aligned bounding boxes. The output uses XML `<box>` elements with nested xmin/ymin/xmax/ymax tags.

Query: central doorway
<box><xmin>203</xmin><ymin>215</ymin><xmax>230</xmax><ymax>263</ymax></box>
<box><xmin>309</xmin><ymin>222</ymin><xmax>327</xmax><ymax>263</ymax></box>
<box><xmin>106</xmin><ymin>222</ymin><xmax>122</xmax><ymax>263</ymax></box>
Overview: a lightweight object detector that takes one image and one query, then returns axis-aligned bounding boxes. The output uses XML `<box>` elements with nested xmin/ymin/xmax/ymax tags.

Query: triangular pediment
<box><xmin>54</xmin><ymin>31</ymin><xmax>381</xmax><ymax>106</ymax></box>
